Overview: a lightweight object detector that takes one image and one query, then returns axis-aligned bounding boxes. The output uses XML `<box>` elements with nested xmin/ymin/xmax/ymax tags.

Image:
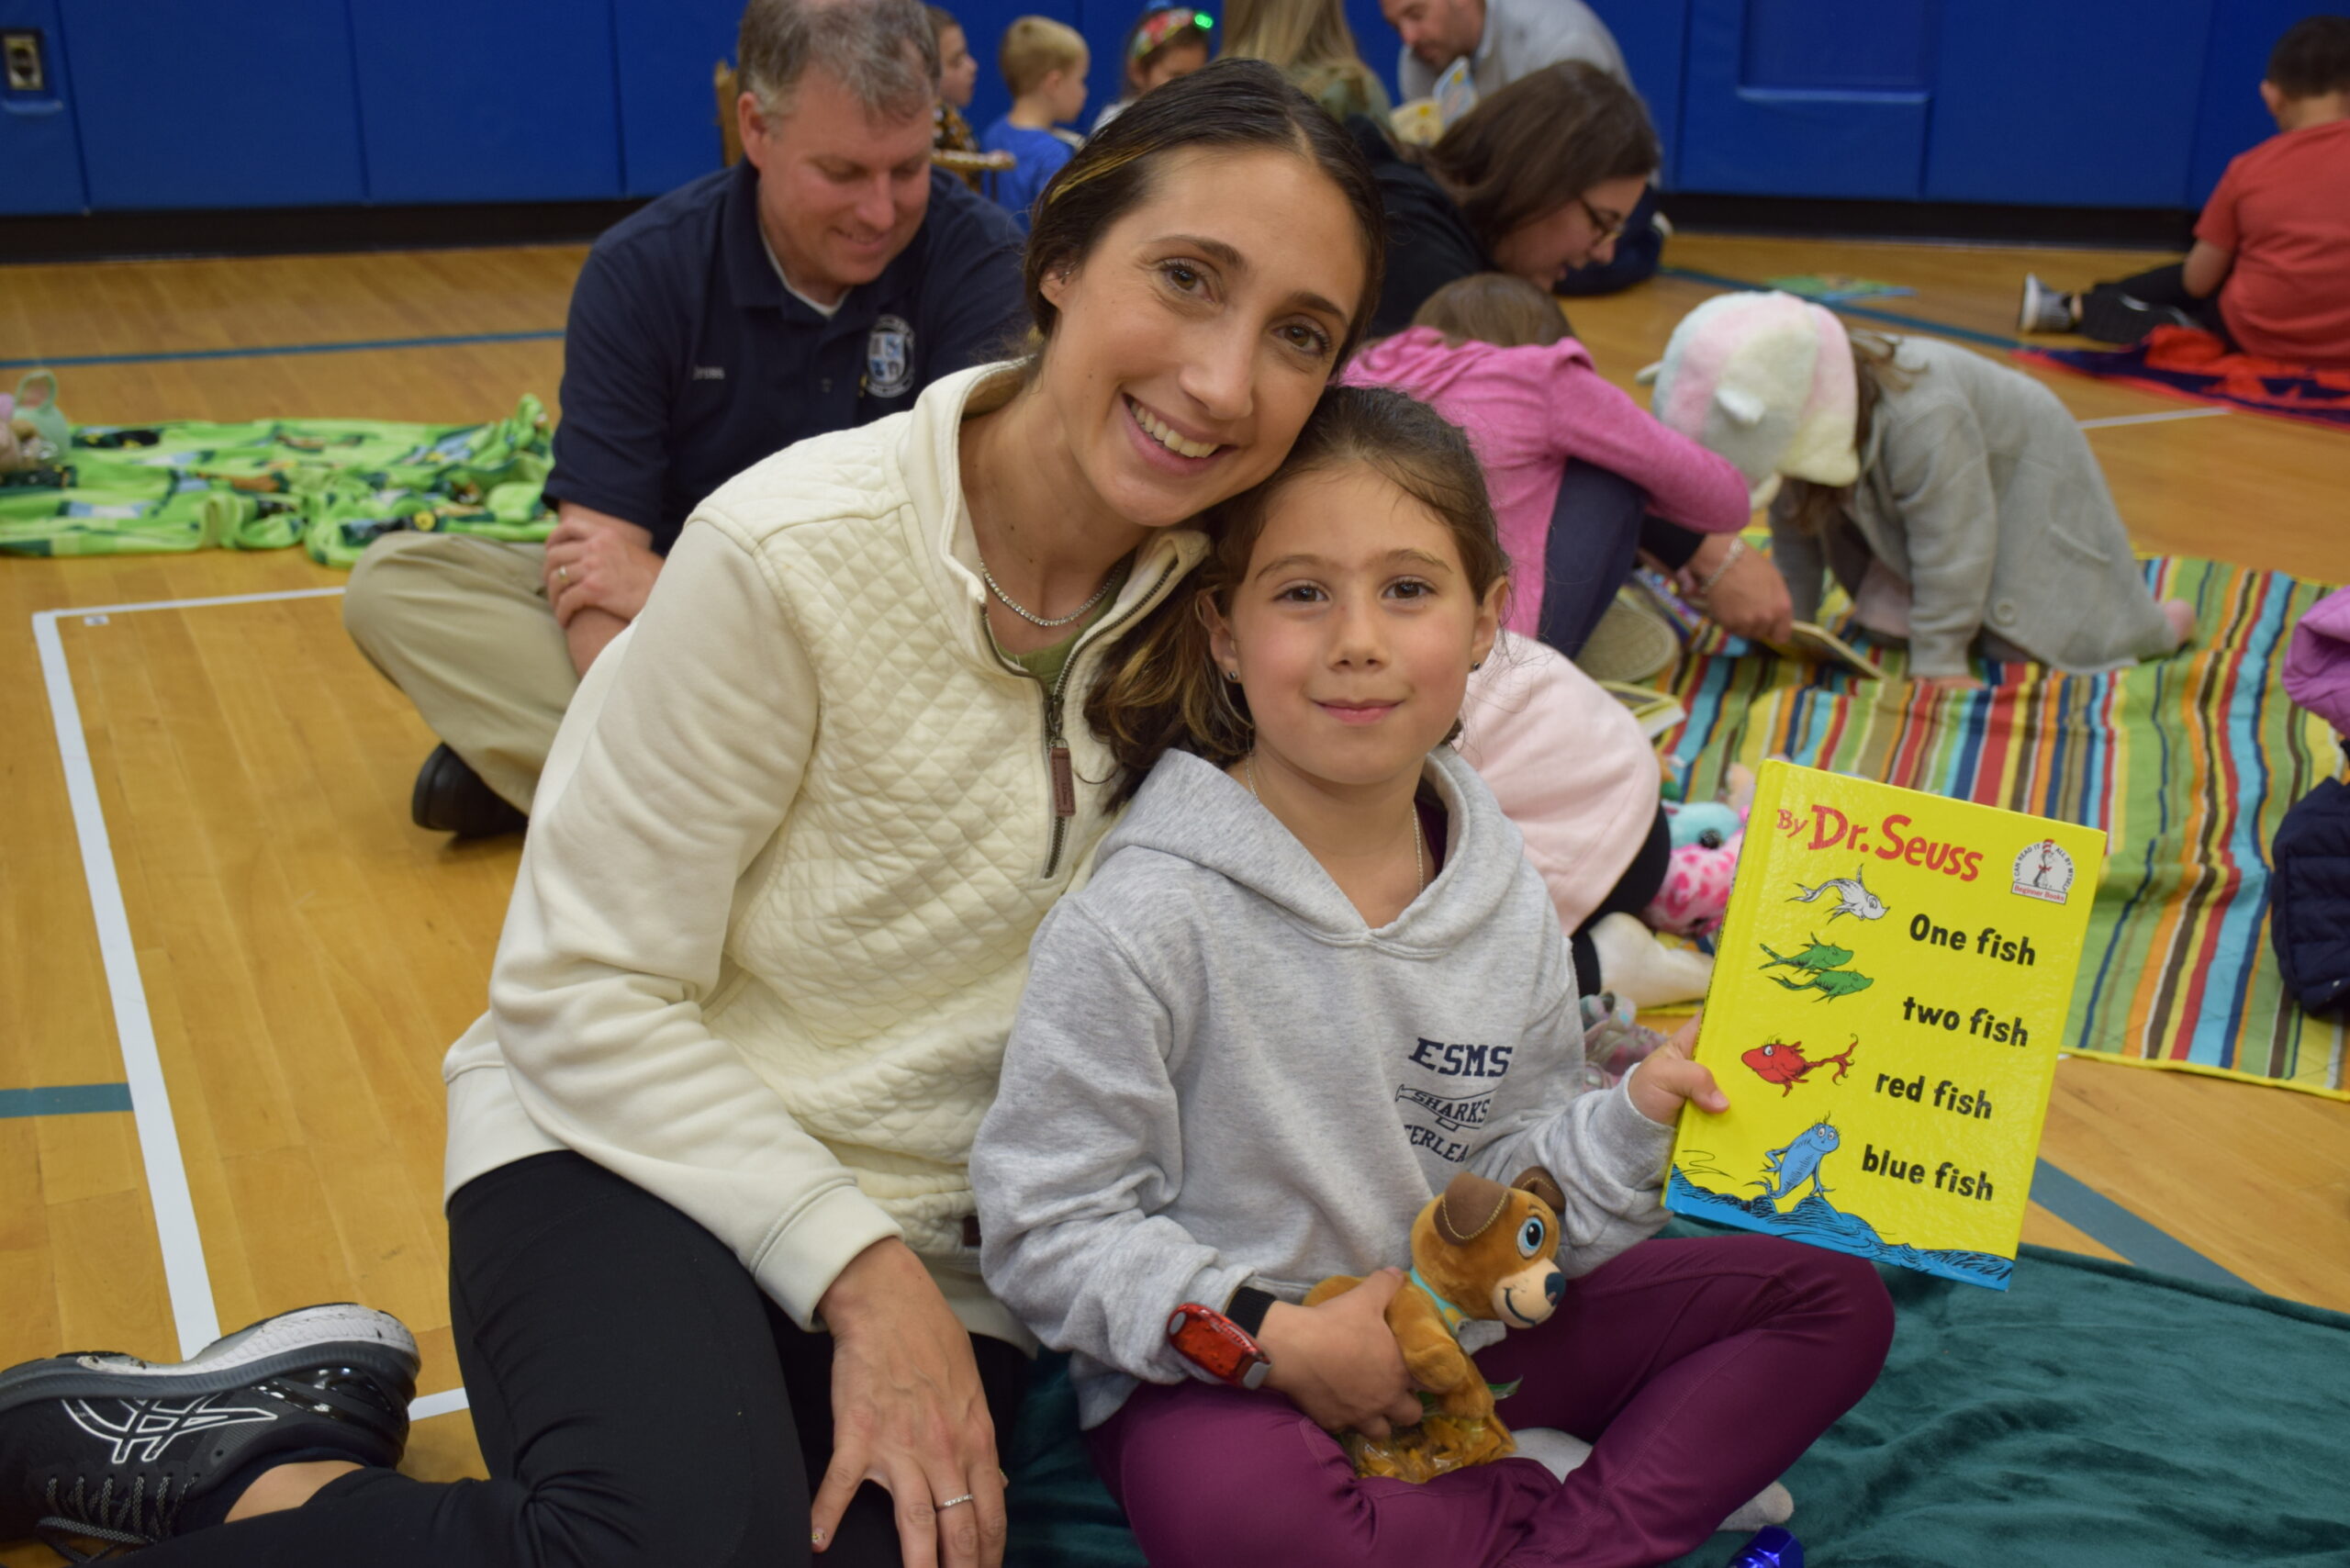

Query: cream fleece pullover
<box><xmin>441</xmin><ymin>364</ymin><xmax>1206</xmax><ymax>1341</ymax></box>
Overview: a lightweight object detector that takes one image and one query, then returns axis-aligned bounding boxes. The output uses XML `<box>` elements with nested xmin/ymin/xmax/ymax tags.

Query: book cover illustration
<box><xmin>1664</xmin><ymin>761</ymin><xmax>2108</xmax><ymax>1289</ymax></box>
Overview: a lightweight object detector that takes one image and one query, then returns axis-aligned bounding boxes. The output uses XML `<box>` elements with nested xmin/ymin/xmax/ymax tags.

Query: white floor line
<box><xmin>37</xmin><ymin>584</ymin><xmax>464</xmax><ymax>1420</ymax></box>
<box><xmin>2076</xmin><ymin>407</ymin><xmax>2232</xmax><ymax>430</ymax></box>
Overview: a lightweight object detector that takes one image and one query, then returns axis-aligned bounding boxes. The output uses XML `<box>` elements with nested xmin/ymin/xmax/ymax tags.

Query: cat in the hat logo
<box><xmin>2011</xmin><ymin>839</ymin><xmax>2075</xmax><ymax>904</ymax></box>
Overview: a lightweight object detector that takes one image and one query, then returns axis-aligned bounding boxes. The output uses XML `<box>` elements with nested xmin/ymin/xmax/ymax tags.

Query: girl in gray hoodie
<box><xmin>971</xmin><ymin>387</ymin><xmax>1893</xmax><ymax>1567</ymax></box>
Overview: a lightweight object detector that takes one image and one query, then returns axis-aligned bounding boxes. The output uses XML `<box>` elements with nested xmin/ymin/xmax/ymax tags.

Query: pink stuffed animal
<box><xmin>1642</xmin><ymin>765</ymin><xmax>1756</xmax><ymax>936</ymax></box>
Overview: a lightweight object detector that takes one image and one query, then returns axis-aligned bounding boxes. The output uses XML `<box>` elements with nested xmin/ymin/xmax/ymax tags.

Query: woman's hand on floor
<box><xmin>815</xmin><ymin>1238</ymin><xmax>1007</xmax><ymax>1568</ymax></box>
<box><xmin>1256</xmin><ymin>1271</ymin><xmax>1425</xmax><ymax>1438</ymax></box>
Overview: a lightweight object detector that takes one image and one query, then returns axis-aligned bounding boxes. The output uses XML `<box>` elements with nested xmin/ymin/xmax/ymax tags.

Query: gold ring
<box><xmin>556</xmin><ymin>565</ymin><xmax>570</xmax><ymax>583</ymax></box>
<box><xmin>936</xmin><ymin>1493</ymin><xmax>975</xmax><ymax>1510</ymax></box>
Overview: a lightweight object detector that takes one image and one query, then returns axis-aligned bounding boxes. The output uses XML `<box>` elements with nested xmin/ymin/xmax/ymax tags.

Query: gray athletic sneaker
<box><xmin>0</xmin><ymin>1304</ymin><xmax>418</xmax><ymax>1558</ymax></box>
<box><xmin>2017</xmin><ymin>274</ymin><xmax>2077</xmax><ymax>334</ymax></box>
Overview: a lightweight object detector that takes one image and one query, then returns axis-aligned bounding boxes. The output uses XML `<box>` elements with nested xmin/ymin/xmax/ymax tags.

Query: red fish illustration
<box><xmin>1740</xmin><ymin>1036</ymin><xmax>1857</xmax><ymax>1095</ymax></box>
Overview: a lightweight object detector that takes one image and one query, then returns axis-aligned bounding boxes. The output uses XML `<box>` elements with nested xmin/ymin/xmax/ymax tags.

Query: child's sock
<box><xmin>1510</xmin><ymin>1428</ymin><xmax>1795</xmax><ymax>1532</ymax></box>
<box><xmin>1722</xmin><ymin>1482</ymin><xmax>1796</xmax><ymax>1531</ymax></box>
<box><xmin>1588</xmin><ymin>913</ymin><xmax>1713</xmax><ymax>1009</ymax></box>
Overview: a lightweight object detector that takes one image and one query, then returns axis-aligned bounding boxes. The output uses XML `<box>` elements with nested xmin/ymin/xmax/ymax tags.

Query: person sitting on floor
<box><xmin>1345</xmin><ymin>272</ymin><xmax>1751</xmax><ymax>664</ymax></box>
<box><xmin>342</xmin><ymin>0</ymin><xmax>1027</xmax><ymax>838</ymax></box>
<box><xmin>1091</xmin><ymin>4</ymin><xmax>1214</xmax><ymax>132</ymax></box>
<box><xmin>980</xmin><ymin>16</ymin><xmax>1091</xmax><ymax>228</ymax></box>
<box><xmin>1352</xmin><ymin>69</ymin><xmax>1792</xmax><ymax>653</ymax></box>
<box><xmin>927</xmin><ymin>5</ymin><xmax>988</xmax><ymax>180</ymax></box>
<box><xmin>1654</xmin><ymin>292</ymin><xmax>2196</xmax><ymax>689</ymax></box>
<box><xmin>2019</xmin><ymin>15</ymin><xmax>2350</xmax><ymax>368</ymax></box>
<box><xmin>1376</xmin><ymin>0</ymin><xmax>1661</xmax><ymax>295</ymax></box>
<box><xmin>1219</xmin><ymin>0</ymin><xmax>1392</xmax><ymax>123</ymax></box>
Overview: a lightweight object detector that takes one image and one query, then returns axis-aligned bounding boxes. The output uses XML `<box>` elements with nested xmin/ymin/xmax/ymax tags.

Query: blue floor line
<box><xmin>1658</xmin><ymin>265</ymin><xmax>2020</xmax><ymax>352</ymax></box>
<box><xmin>0</xmin><ymin>1081</ymin><xmax>134</xmax><ymax>1118</ymax></box>
<box><xmin>2031</xmin><ymin>1159</ymin><xmax>2253</xmax><ymax>1290</ymax></box>
<box><xmin>1</xmin><ymin>328</ymin><xmax>565</xmax><ymax>372</ymax></box>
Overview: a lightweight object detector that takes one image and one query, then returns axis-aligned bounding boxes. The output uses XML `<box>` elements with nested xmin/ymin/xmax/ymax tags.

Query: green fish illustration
<box><xmin>1759</xmin><ymin>936</ymin><xmax>1853</xmax><ymax>974</ymax></box>
<box><xmin>1763</xmin><ymin>968</ymin><xmax>1876</xmax><ymax>1002</ymax></box>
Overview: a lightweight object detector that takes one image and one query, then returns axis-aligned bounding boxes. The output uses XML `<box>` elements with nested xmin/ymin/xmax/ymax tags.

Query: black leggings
<box><xmin>1533</xmin><ymin>462</ymin><xmax>1707</xmax><ymax>666</ymax></box>
<box><xmin>2080</xmin><ymin>262</ymin><xmax>2232</xmax><ymax>347</ymax></box>
<box><xmin>145</xmin><ymin>1152</ymin><xmax>1030</xmax><ymax>1568</ymax></box>
<box><xmin>1568</xmin><ymin>803</ymin><xmax>1674</xmax><ymax>997</ymax></box>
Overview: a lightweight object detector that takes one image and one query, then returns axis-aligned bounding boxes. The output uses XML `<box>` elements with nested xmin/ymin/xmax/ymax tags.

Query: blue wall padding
<box><xmin>1926</xmin><ymin>0</ymin><xmax>2212</xmax><ymax>207</ymax></box>
<box><xmin>62</xmin><ymin>0</ymin><xmax>366</xmax><ymax>208</ymax></box>
<box><xmin>349</xmin><ymin>0</ymin><xmax>623</xmax><ymax>204</ymax></box>
<box><xmin>1588</xmin><ymin>0</ymin><xmax>1689</xmax><ymax>185</ymax></box>
<box><xmin>1741</xmin><ymin>0</ymin><xmax>1929</xmax><ymax>92</ymax></box>
<box><xmin>6</xmin><ymin>0</ymin><xmax>2338</xmax><ymax>218</ymax></box>
<box><xmin>1677</xmin><ymin>0</ymin><xmax>1930</xmax><ymax>198</ymax></box>
<box><xmin>0</xmin><ymin>0</ymin><xmax>85</xmax><ymax>213</ymax></box>
<box><xmin>613</xmin><ymin>0</ymin><xmax>742</xmax><ymax>197</ymax></box>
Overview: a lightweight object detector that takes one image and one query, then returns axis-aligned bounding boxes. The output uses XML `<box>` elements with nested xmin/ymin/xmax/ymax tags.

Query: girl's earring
<box><xmin>1211</xmin><ymin>666</ymin><xmax>1253</xmax><ymax>733</ymax></box>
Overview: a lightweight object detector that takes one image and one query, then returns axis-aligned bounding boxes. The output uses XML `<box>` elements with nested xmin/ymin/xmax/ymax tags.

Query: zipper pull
<box><xmin>1049</xmin><ymin>745</ymin><xmax>1077</xmax><ymax>819</ymax></box>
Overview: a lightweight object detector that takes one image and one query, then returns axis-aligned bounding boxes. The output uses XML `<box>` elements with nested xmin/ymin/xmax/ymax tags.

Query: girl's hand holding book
<box><xmin>1256</xmin><ymin>1269</ymin><xmax>1427</xmax><ymax>1439</ymax></box>
<box><xmin>1627</xmin><ymin>1015</ymin><xmax>1731</xmax><ymax>1126</ymax></box>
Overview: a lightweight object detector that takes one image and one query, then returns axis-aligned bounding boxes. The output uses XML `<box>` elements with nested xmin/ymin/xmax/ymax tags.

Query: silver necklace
<box><xmin>978</xmin><ymin>554</ymin><xmax>1118</xmax><ymax>629</ymax></box>
<box><xmin>1244</xmin><ymin>753</ymin><xmax>1426</xmax><ymax>891</ymax></box>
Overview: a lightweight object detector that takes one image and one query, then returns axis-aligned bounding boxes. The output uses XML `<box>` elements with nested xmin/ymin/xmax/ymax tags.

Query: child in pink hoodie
<box><xmin>1345</xmin><ymin>274</ymin><xmax>1752</xmax><ymax>656</ymax></box>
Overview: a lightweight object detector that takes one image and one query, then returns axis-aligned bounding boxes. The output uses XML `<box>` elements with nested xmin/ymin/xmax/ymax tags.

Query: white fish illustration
<box><xmin>1787</xmin><ymin>866</ymin><xmax>1887</xmax><ymax>922</ymax></box>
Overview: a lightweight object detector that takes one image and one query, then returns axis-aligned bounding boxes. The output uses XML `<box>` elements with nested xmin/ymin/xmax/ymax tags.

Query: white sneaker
<box><xmin>2017</xmin><ymin>274</ymin><xmax>2076</xmax><ymax>334</ymax></box>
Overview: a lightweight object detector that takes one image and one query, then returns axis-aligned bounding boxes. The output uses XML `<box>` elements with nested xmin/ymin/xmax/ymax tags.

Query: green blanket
<box><xmin>1004</xmin><ymin>1233</ymin><xmax>2350</xmax><ymax>1565</ymax></box>
<box><xmin>0</xmin><ymin>398</ymin><xmax>555</xmax><ymax>568</ymax></box>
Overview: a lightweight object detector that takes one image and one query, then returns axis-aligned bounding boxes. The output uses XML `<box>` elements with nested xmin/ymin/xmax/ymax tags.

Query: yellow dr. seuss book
<box><xmin>1664</xmin><ymin>760</ymin><xmax>2108</xmax><ymax>1290</ymax></box>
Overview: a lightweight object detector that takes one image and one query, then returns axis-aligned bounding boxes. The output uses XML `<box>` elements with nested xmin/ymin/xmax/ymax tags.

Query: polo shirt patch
<box><xmin>691</xmin><ymin>365</ymin><xmax>727</xmax><ymax>380</ymax></box>
<box><xmin>866</xmin><ymin>315</ymin><xmax>916</xmax><ymax>399</ymax></box>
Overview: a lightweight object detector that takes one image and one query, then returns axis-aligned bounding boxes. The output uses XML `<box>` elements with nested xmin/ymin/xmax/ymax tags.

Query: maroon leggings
<box><xmin>1087</xmin><ymin>1235</ymin><xmax>1893</xmax><ymax>1568</ymax></box>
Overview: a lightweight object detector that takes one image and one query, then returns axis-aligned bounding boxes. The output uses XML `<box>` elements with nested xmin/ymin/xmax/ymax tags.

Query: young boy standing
<box><xmin>981</xmin><ymin>17</ymin><xmax>1091</xmax><ymax>229</ymax></box>
<box><xmin>2020</xmin><ymin>16</ymin><xmax>2350</xmax><ymax>366</ymax></box>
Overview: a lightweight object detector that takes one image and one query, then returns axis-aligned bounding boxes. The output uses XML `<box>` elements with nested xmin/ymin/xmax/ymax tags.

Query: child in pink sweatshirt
<box><xmin>1345</xmin><ymin>274</ymin><xmax>1752</xmax><ymax>655</ymax></box>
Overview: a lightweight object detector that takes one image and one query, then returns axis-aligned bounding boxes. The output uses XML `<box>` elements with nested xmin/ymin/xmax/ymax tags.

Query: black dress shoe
<box><xmin>410</xmin><ymin>744</ymin><xmax>528</xmax><ymax>837</ymax></box>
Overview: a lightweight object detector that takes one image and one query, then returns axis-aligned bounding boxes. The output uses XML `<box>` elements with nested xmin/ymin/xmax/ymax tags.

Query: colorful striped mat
<box><xmin>1650</xmin><ymin>557</ymin><xmax>2347</xmax><ymax>1100</ymax></box>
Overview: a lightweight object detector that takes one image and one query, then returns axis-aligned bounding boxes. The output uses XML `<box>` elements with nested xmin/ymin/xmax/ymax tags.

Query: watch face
<box><xmin>1167</xmin><ymin>1304</ymin><xmax>1268</xmax><ymax>1386</ymax></box>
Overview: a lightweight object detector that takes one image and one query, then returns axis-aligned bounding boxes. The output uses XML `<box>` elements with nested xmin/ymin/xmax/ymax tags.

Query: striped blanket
<box><xmin>1651</xmin><ymin>557</ymin><xmax>2347</xmax><ymax>1100</ymax></box>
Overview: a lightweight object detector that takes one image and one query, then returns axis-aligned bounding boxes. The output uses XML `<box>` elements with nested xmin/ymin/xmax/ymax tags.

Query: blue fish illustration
<box><xmin>1788</xmin><ymin>865</ymin><xmax>1887</xmax><ymax>922</ymax></box>
<box><xmin>1751</xmin><ymin>1117</ymin><xmax>1840</xmax><ymax>1206</ymax></box>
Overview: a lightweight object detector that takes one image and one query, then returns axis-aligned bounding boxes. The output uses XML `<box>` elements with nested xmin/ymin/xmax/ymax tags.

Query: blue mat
<box><xmin>1004</xmin><ymin>1231</ymin><xmax>2350</xmax><ymax>1565</ymax></box>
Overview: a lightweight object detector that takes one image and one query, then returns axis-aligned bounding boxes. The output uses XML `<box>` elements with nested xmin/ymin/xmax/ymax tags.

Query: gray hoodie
<box><xmin>970</xmin><ymin>745</ymin><xmax>1674</xmax><ymax>1428</ymax></box>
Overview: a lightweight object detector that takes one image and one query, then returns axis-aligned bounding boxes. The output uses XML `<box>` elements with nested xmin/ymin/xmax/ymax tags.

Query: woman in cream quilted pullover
<box><xmin>0</xmin><ymin>62</ymin><xmax>1387</xmax><ymax>1568</ymax></box>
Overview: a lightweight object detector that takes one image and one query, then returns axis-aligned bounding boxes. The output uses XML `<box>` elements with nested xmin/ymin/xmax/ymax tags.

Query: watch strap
<box><xmin>1224</xmin><ymin>1284</ymin><xmax>1277</xmax><ymax>1338</ymax></box>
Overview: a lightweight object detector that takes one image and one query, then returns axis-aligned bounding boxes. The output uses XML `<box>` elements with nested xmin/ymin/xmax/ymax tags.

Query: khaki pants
<box><xmin>343</xmin><ymin>532</ymin><xmax>579</xmax><ymax>812</ymax></box>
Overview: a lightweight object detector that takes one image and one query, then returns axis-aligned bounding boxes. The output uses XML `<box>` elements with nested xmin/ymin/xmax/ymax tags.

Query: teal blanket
<box><xmin>1005</xmin><ymin>1236</ymin><xmax>2350</xmax><ymax>1565</ymax></box>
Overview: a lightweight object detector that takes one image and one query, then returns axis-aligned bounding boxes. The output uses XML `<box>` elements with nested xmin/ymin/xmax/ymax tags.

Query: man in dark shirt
<box><xmin>345</xmin><ymin>0</ymin><xmax>1026</xmax><ymax>834</ymax></box>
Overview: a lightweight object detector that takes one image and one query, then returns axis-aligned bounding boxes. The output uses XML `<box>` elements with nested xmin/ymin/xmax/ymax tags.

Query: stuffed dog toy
<box><xmin>1304</xmin><ymin>1168</ymin><xmax>1567</xmax><ymax>1482</ymax></box>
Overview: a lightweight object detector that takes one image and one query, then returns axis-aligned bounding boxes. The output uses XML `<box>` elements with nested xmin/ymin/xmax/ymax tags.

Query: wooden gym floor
<box><xmin>2</xmin><ymin>233</ymin><xmax>2345</xmax><ymax>1553</ymax></box>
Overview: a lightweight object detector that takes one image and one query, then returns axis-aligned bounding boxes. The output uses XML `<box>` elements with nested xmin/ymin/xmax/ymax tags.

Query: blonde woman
<box><xmin>1221</xmin><ymin>0</ymin><xmax>1393</xmax><ymax>121</ymax></box>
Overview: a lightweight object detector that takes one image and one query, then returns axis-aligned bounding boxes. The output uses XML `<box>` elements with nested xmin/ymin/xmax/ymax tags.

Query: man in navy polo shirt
<box><xmin>344</xmin><ymin>0</ymin><xmax>1026</xmax><ymax>835</ymax></box>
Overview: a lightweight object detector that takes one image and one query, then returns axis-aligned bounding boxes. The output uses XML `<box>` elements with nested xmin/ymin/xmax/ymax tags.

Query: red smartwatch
<box><xmin>1166</xmin><ymin>1301</ymin><xmax>1273</xmax><ymax>1390</ymax></box>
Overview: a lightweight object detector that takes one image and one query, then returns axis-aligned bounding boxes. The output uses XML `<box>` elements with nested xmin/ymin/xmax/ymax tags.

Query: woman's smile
<box><xmin>1123</xmin><ymin>394</ymin><xmax>1228</xmax><ymax>467</ymax></box>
